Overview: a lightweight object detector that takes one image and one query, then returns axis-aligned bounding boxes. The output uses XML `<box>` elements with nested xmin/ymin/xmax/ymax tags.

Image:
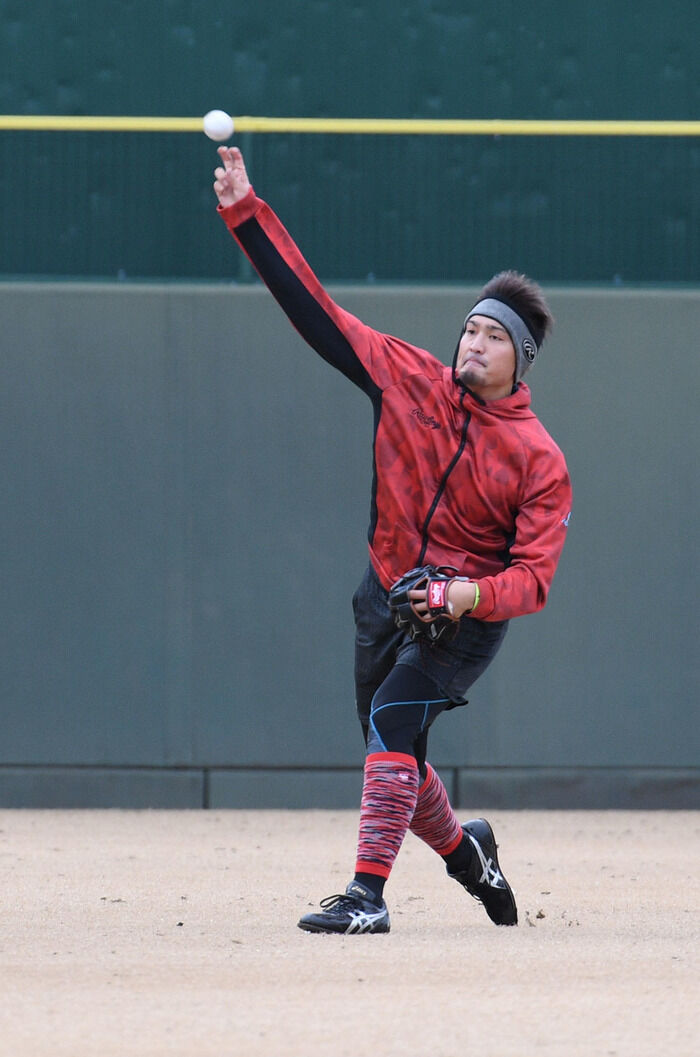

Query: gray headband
<box><xmin>465</xmin><ymin>298</ymin><xmax>538</xmax><ymax>383</ymax></box>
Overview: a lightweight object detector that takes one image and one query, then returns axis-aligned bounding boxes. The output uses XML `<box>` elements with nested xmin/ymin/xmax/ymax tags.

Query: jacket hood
<box><xmin>443</xmin><ymin>365</ymin><xmax>535</xmax><ymax>419</ymax></box>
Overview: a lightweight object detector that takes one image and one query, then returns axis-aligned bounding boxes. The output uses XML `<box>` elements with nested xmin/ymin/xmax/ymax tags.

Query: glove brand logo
<box><xmin>429</xmin><ymin>581</ymin><xmax>447</xmax><ymax>607</ymax></box>
<box><xmin>410</xmin><ymin>406</ymin><xmax>441</xmax><ymax>430</ymax></box>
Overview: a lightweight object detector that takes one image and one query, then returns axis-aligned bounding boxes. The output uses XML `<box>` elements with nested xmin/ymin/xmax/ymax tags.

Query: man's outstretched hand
<box><xmin>213</xmin><ymin>146</ymin><xmax>252</xmax><ymax>208</ymax></box>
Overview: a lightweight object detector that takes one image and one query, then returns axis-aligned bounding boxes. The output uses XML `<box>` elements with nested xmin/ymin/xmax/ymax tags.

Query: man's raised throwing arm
<box><xmin>212</xmin><ymin>148</ymin><xmax>437</xmax><ymax>397</ymax></box>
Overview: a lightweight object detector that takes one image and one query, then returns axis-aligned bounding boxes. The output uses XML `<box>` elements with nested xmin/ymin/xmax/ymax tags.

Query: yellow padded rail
<box><xmin>1</xmin><ymin>115</ymin><xmax>699</xmax><ymax>135</ymax></box>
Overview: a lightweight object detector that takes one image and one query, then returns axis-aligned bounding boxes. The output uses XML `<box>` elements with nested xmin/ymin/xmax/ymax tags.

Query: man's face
<box><xmin>455</xmin><ymin>315</ymin><xmax>517</xmax><ymax>400</ymax></box>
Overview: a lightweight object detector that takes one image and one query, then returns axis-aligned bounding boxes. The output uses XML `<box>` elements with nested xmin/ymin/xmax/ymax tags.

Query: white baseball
<box><xmin>203</xmin><ymin>109</ymin><xmax>235</xmax><ymax>141</ymax></box>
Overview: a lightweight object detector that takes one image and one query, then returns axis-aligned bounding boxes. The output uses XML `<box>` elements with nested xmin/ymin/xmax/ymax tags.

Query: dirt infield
<box><xmin>0</xmin><ymin>809</ymin><xmax>698</xmax><ymax>1056</ymax></box>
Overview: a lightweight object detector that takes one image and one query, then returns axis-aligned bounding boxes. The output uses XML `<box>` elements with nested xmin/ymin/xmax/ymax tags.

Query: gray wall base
<box><xmin>0</xmin><ymin>768</ymin><xmax>204</xmax><ymax>808</ymax></box>
<box><xmin>456</xmin><ymin>768</ymin><xmax>700</xmax><ymax>810</ymax></box>
<box><xmin>1</xmin><ymin>767</ymin><xmax>698</xmax><ymax>810</ymax></box>
<box><xmin>208</xmin><ymin>769</ymin><xmax>364</xmax><ymax>809</ymax></box>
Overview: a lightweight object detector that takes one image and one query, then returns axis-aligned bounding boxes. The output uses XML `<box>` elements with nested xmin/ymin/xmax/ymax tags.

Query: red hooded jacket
<box><xmin>219</xmin><ymin>190</ymin><xmax>572</xmax><ymax>622</ymax></box>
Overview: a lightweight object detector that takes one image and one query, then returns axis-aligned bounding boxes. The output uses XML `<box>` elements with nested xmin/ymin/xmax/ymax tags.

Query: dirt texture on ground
<box><xmin>0</xmin><ymin>808</ymin><xmax>698</xmax><ymax>1056</ymax></box>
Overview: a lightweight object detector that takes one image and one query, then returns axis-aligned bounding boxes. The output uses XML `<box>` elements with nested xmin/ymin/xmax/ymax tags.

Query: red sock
<box><xmin>355</xmin><ymin>752</ymin><xmax>419</xmax><ymax>879</ymax></box>
<box><xmin>409</xmin><ymin>763</ymin><xmax>463</xmax><ymax>857</ymax></box>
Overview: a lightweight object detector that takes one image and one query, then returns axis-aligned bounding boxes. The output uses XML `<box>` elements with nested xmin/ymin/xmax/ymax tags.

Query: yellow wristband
<box><xmin>470</xmin><ymin>583</ymin><xmax>480</xmax><ymax>613</ymax></box>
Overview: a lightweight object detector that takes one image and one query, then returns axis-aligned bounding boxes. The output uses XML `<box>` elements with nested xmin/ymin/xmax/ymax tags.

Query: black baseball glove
<box><xmin>388</xmin><ymin>565</ymin><xmax>461</xmax><ymax>643</ymax></box>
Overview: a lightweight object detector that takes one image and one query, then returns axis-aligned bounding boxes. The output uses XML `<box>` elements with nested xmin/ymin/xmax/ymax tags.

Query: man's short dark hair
<box><xmin>477</xmin><ymin>271</ymin><xmax>554</xmax><ymax>347</ymax></box>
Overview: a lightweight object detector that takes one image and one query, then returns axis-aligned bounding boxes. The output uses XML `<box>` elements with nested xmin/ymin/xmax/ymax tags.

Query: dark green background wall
<box><xmin>1</xmin><ymin>282</ymin><xmax>698</xmax><ymax>807</ymax></box>
<box><xmin>1</xmin><ymin>1</ymin><xmax>698</xmax><ymax>280</ymax></box>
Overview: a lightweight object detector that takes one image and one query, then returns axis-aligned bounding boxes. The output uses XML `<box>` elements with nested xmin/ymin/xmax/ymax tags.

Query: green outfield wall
<box><xmin>1</xmin><ymin>0</ymin><xmax>699</xmax><ymax>282</ymax></box>
<box><xmin>1</xmin><ymin>282</ymin><xmax>698</xmax><ymax>808</ymax></box>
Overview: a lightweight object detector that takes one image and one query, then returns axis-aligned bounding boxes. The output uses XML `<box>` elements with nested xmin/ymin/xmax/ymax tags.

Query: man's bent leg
<box><xmin>355</xmin><ymin>665</ymin><xmax>449</xmax><ymax>899</ymax></box>
<box><xmin>298</xmin><ymin>665</ymin><xmax>446</xmax><ymax>935</ymax></box>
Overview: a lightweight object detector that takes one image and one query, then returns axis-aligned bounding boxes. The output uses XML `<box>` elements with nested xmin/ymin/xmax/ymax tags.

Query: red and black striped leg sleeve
<box><xmin>355</xmin><ymin>753</ymin><xmax>420</xmax><ymax>879</ymax></box>
<box><xmin>409</xmin><ymin>763</ymin><xmax>463</xmax><ymax>857</ymax></box>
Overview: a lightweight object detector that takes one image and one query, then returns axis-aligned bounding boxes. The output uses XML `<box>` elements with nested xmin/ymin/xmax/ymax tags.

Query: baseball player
<box><xmin>213</xmin><ymin>146</ymin><xmax>572</xmax><ymax>935</ymax></box>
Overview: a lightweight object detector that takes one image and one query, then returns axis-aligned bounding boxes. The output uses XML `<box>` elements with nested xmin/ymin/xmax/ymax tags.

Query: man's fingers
<box><xmin>213</xmin><ymin>145</ymin><xmax>249</xmax><ymax>205</ymax></box>
<box><xmin>216</xmin><ymin>146</ymin><xmax>236</xmax><ymax>172</ymax></box>
<box><xmin>214</xmin><ymin>166</ymin><xmax>237</xmax><ymax>187</ymax></box>
<box><xmin>217</xmin><ymin>145</ymin><xmax>243</xmax><ymax>168</ymax></box>
<box><xmin>408</xmin><ymin>587</ymin><xmax>436</xmax><ymax>620</ymax></box>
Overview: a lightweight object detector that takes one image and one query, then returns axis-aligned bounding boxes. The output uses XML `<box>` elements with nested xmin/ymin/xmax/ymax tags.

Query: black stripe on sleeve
<box><xmin>236</xmin><ymin>216</ymin><xmax>380</xmax><ymax>399</ymax></box>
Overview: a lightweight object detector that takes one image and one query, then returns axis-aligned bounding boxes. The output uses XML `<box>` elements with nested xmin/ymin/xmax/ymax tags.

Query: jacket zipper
<box><xmin>417</xmin><ymin>393</ymin><xmax>471</xmax><ymax>566</ymax></box>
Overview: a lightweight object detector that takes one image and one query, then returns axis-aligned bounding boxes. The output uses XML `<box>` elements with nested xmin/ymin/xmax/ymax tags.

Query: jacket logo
<box><xmin>410</xmin><ymin>407</ymin><xmax>441</xmax><ymax>430</ymax></box>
